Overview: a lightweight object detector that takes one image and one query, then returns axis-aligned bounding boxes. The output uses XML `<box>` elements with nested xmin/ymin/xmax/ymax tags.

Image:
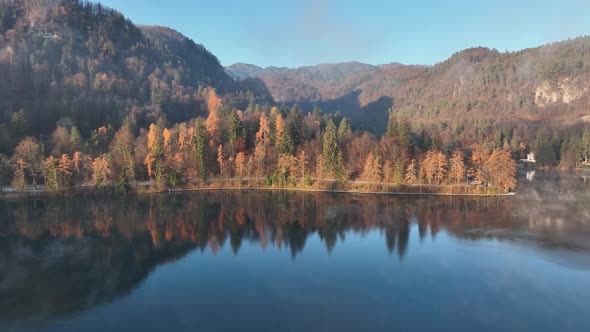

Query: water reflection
<box><xmin>0</xmin><ymin>171</ymin><xmax>589</xmax><ymax>326</ymax></box>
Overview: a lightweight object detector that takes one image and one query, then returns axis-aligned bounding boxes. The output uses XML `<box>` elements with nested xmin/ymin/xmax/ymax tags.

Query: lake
<box><xmin>1</xmin><ymin>171</ymin><xmax>589</xmax><ymax>332</ymax></box>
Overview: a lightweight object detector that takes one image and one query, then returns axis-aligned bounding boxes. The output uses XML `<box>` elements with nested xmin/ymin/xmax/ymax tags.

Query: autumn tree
<box><xmin>254</xmin><ymin>113</ymin><xmax>271</xmax><ymax>176</ymax></box>
<box><xmin>434</xmin><ymin>152</ymin><xmax>447</xmax><ymax>184</ymax></box>
<box><xmin>316</xmin><ymin>155</ymin><xmax>325</xmax><ymax>179</ymax></box>
<box><xmin>57</xmin><ymin>154</ymin><xmax>72</xmax><ymax>188</ymax></box>
<box><xmin>91</xmin><ymin>154</ymin><xmax>111</xmax><ymax>188</ymax></box>
<box><xmin>277</xmin><ymin>153</ymin><xmax>298</xmax><ymax>186</ymax></box>
<box><xmin>361</xmin><ymin>151</ymin><xmax>383</xmax><ymax>182</ymax></box>
<box><xmin>12</xmin><ymin>159</ymin><xmax>27</xmax><ymax>190</ymax></box>
<box><xmin>256</xmin><ymin>113</ymin><xmax>271</xmax><ymax>144</ymax></box>
<box><xmin>12</xmin><ymin>137</ymin><xmax>43</xmax><ymax>189</ymax></box>
<box><xmin>484</xmin><ymin>149</ymin><xmax>517</xmax><ymax>193</ymax></box>
<box><xmin>382</xmin><ymin>160</ymin><xmax>393</xmax><ymax>183</ymax></box>
<box><xmin>449</xmin><ymin>150</ymin><xmax>466</xmax><ymax>184</ymax></box>
<box><xmin>275</xmin><ymin>113</ymin><xmax>285</xmax><ymax>148</ymax></box>
<box><xmin>235</xmin><ymin>152</ymin><xmax>246</xmax><ymax>179</ymax></box>
<box><xmin>405</xmin><ymin>159</ymin><xmax>418</xmax><ymax>184</ymax></box>
<box><xmin>361</xmin><ymin>152</ymin><xmax>375</xmax><ymax>181</ymax></box>
<box><xmin>51</xmin><ymin>125</ymin><xmax>71</xmax><ymax>156</ymax></box>
<box><xmin>471</xmin><ymin>144</ymin><xmax>490</xmax><ymax>183</ymax></box>
<box><xmin>145</xmin><ymin>121</ymin><xmax>167</xmax><ymax>187</ymax></box>
<box><xmin>297</xmin><ymin>149</ymin><xmax>308</xmax><ymax>185</ymax></box>
<box><xmin>163</xmin><ymin>128</ymin><xmax>172</xmax><ymax>152</ymax></box>
<box><xmin>217</xmin><ymin>145</ymin><xmax>225</xmax><ymax>177</ymax></box>
<box><xmin>421</xmin><ymin>151</ymin><xmax>436</xmax><ymax>184</ymax></box>
<box><xmin>72</xmin><ymin>151</ymin><xmax>84</xmax><ymax>186</ymax></box>
<box><xmin>206</xmin><ymin>89</ymin><xmax>222</xmax><ymax>147</ymax></box>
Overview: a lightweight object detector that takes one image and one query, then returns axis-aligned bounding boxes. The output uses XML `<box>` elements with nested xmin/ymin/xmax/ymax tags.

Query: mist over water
<box><xmin>0</xmin><ymin>171</ymin><xmax>589</xmax><ymax>332</ymax></box>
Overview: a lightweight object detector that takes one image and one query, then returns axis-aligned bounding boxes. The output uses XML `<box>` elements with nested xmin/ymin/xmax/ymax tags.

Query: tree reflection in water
<box><xmin>0</xmin><ymin>174</ymin><xmax>589</xmax><ymax>324</ymax></box>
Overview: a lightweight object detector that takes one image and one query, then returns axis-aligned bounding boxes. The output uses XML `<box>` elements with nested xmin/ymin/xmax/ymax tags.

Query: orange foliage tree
<box><xmin>206</xmin><ymin>89</ymin><xmax>222</xmax><ymax>147</ymax></box>
<box><xmin>449</xmin><ymin>150</ymin><xmax>466</xmax><ymax>184</ymax></box>
<box><xmin>484</xmin><ymin>149</ymin><xmax>517</xmax><ymax>193</ymax></box>
<box><xmin>405</xmin><ymin>159</ymin><xmax>418</xmax><ymax>184</ymax></box>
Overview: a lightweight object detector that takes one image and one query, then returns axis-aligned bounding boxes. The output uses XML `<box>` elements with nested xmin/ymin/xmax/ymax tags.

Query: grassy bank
<box><xmin>1</xmin><ymin>178</ymin><xmax>515</xmax><ymax>199</ymax></box>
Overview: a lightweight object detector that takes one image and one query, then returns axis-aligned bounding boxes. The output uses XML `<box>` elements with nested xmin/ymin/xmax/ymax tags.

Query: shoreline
<box><xmin>0</xmin><ymin>182</ymin><xmax>516</xmax><ymax>200</ymax></box>
<box><xmin>158</xmin><ymin>186</ymin><xmax>516</xmax><ymax>197</ymax></box>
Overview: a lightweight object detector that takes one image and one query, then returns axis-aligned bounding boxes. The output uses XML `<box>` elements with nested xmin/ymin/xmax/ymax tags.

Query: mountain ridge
<box><xmin>225</xmin><ymin>36</ymin><xmax>590</xmax><ymax>133</ymax></box>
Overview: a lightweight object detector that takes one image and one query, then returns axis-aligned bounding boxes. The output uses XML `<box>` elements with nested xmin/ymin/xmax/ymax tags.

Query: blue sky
<box><xmin>98</xmin><ymin>0</ymin><xmax>590</xmax><ymax>68</ymax></box>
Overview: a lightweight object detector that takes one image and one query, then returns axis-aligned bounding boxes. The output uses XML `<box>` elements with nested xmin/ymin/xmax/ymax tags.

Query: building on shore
<box><xmin>519</xmin><ymin>152</ymin><xmax>536</xmax><ymax>164</ymax></box>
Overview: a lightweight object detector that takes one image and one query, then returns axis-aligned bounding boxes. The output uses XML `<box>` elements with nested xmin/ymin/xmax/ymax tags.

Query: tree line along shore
<box><xmin>0</xmin><ymin>89</ymin><xmax>520</xmax><ymax>197</ymax></box>
<box><xmin>0</xmin><ymin>89</ymin><xmax>516</xmax><ymax>194</ymax></box>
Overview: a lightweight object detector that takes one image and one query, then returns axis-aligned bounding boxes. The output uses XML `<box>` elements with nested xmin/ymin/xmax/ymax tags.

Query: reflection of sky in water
<box><xmin>27</xmin><ymin>227</ymin><xmax>590</xmax><ymax>332</ymax></box>
<box><xmin>1</xmin><ymin>171</ymin><xmax>590</xmax><ymax>332</ymax></box>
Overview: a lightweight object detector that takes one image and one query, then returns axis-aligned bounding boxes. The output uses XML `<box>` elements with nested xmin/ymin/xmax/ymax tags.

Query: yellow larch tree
<box><xmin>217</xmin><ymin>145</ymin><xmax>225</xmax><ymax>177</ymax></box>
<box><xmin>206</xmin><ymin>89</ymin><xmax>222</xmax><ymax>147</ymax></box>
<box><xmin>449</xmin><ymin>150</ymin><xmax>466</xmax><ymax>184</ymax></box>
<box><xmin>235</xmin><ymin>152</ymin><xmax>246</xmax><ymax>178</ymax></box>
<box><xmin>256</xmin><ymin>113</ymin><xmax>271</xmax><ymax>144</ymax></box>
<box><xmin>275</xmin><ymin>114</ymin><xmax>285</xmax><ymax>147</ymax></box>
<box><xmin>91</xmin><ymin>154</ymin><xmax>111</xmax><ymax>188</ymax></box>
<box><xmin>405</xmin><ymin>159</ymin><xmax>418</xmax><ymax>184</ymax></box>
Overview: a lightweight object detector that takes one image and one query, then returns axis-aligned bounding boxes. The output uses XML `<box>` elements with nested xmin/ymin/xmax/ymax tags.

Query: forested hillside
<box><xmin>0</xmin><ymin>0</ymin><xmax>270</xmax><ymax>154</ymax></box>
<box><xmin>228</xmin><ymin>38</ymin><xmax>590</xmax><ymax>135</ymax></box>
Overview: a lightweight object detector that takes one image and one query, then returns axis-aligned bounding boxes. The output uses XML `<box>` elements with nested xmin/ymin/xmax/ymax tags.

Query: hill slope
<box><xmin>0</xmin><ymin>0</ymin><xmax>269</xmax><ymax>152</ymax></box>
<box><xmin>228</xmin><ymin>38</ymin><xmax>590</xmax><ymax>133</ymax></box>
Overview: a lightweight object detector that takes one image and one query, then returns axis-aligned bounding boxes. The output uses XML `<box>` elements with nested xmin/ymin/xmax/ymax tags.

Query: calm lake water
<box><xmin>1</xmin><ymin>171</ymin><xmax>589</xmax><ymax>332</ymax></box>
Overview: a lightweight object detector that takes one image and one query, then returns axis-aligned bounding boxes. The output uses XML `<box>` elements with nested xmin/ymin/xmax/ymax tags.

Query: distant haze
<box><xmin>97</xmin><ymin>0</ymin><xmax>590</xmax><ymax>67</ymax></box>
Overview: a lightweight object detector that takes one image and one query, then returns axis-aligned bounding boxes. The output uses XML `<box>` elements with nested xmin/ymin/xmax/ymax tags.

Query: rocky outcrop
<box><xmin>535</xmin><ymin>78</ymin><xmax>587</xmax><ymax>106</ymax></box>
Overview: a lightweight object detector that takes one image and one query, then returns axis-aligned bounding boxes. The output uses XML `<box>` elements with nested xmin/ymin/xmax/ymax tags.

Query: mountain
<box><xmin>0</xmin><ymin>0</ymin><xmax>270</xmax><ymax>152</ymax></box>
<box><xmin>227</xmin><ymin>38</ymin><xmax>590</xmax><ymax>134</ymax></box>
<box><xmin>225</xmin><ymin>63</ymin><xmax>290</xmax><ymax>80</ymax></box>
<box><xmin>227</xmin><ymin>61</ymin><xmax>382</xmax><ymax>101</ymax></box>
<box><xmin>2</xmin><ymin>0</ymin><xmax>589</xmax><ymax>147</ymax></box>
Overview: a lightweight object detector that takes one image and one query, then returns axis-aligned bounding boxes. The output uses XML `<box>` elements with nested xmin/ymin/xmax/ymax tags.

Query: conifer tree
<box><xmin>228</xmin><ymin>110</ymin><xmax>244</xmax><ymax>156</ymax></box>
<box><xmin>322</xmin><ymin>119</ymin><xmax>345</xmax><ymax>179</ymax></box>
<box><xmin>110</xmin><ymin>123</ymin><xmax>136</xmax><ymax>186</ymax></box>
<box><xmin>43</xmin><ymin>156</ymin><xmax>59</xmax><ymax>191</ymax></box>
<box><xmin>387</xmin><ymin>112</ymin><xmax>399</xmax><ymax>138</ymax></box>
<box><xmin>288</xmin><ymin>105</ymin><xmax>306</xmax><ymax>147</ymax></box>
<box><xmin>193</xmin><ymin>119</ymin><xmax>208</xmax><ymax>181</ymax></box>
